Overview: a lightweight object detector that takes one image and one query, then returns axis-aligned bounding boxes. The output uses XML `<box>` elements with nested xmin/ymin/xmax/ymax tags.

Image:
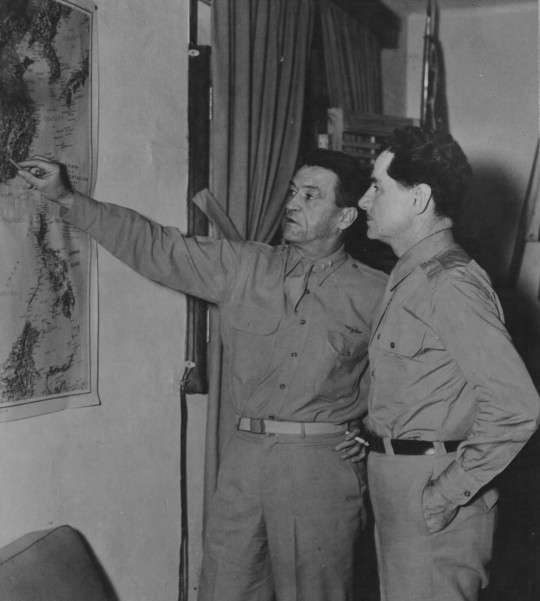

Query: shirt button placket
<box><xmin>275</xmin><ymin>282</ymin><xmax>313</xmax><ymax>408</ymax></box>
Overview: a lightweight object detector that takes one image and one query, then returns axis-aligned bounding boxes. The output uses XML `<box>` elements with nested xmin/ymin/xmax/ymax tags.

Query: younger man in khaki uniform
<box><xmin>358</xmin><ymin>126</ymin><xmax>539</xmax><ymax>601</ymax></box>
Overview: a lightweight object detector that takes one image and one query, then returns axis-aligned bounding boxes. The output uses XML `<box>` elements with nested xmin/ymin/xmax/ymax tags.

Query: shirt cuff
<box><xmin>60</xmin><ymin>191</ymin><xmax>93</xmax><ymax>221</ymax></box>
<box><xmin>431</xmin><ymin>459</ymin><xmax>482</xmax><ymax>506</ymax></box>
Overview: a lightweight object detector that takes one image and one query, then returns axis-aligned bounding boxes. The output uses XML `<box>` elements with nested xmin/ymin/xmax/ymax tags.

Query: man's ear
<box><xmin>338</xmin><ymin>206</ymin><xmax>358</xmax><ymax>230</ymax></box>
<box><xmin>412</xmin><ymin>183</ymin><xmax>433</xmax><ymax>214</ymax></box>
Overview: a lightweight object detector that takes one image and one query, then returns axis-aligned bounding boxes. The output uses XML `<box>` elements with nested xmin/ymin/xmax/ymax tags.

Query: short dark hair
<box><xmin>385</xmin><ymin>126</ymin><xmax>472</xmax><ymax>219</ymax></box>
<box><xmin>299</xmin><ymin>149</ymin><xmax>365</xmax><ymax>208</ymax></box>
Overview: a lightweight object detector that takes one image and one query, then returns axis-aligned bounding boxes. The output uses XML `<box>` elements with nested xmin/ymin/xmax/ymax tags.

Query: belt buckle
<box><xmin>422</xmin><ymin>444</ymin><xmax>436</xmax><ymax>456</ymax></box>
<box><xmin>250</xmin><ymin>418</ymin><xmax>265</xmax><ymax>434</ymax></box>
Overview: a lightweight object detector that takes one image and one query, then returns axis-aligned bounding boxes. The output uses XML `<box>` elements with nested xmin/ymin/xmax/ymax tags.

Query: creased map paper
<box><xmin>0</xmin><ymin>0</ymin><xmax>99</xmax><ymax>422</ymax></box>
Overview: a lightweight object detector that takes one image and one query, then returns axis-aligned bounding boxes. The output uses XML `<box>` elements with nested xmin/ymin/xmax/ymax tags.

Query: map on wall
<box><xmin>0</xmin><ymin>0</ymin><xmax>99</xmax><ymax>422</ymax></box>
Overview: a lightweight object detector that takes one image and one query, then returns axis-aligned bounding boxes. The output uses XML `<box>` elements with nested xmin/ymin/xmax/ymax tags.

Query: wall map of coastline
<box><xmin>0</xmin><ymin>0</ymin><xmax>98</xmax><ymax>421</ymax></box>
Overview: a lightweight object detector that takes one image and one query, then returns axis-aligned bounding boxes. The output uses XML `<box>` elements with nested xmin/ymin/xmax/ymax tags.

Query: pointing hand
<box><xmin>17</xmin><ymin>156</ymin><xmax>74</xmax><ymax>209</ymax></box>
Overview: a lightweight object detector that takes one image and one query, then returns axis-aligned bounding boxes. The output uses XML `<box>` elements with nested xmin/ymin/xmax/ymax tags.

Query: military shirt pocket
<box><xmin>327</xmin><ymin>329</ymin><xmax>364</xmax><ymax>360</ymax></box>
<box><xmin>230</xmin><ymin>304</ymin><xmax>281</xmax><ymax>380</ymax></box>
<box><xmin>315</xmin><ymin>327</ymin><xmax>367</xmax><ymax>398</ymax></box>
<box><xmin>379</xmin><ymin>314</ymin><xmax>426</xmax><ymax>358</ymax></box>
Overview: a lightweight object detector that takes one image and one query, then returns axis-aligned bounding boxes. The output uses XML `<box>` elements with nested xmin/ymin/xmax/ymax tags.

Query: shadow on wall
<box><xmin>466</xmin><ymin>154</ymin><xmax>540</xmax><ymax>601</ymax></box>
<box><xmin>480</xmin><ymin>432</ymin><xmax>540</xmax><ymax>601</ymax></box>
<box><xmin>455</xmin><ymin>160</ymin><xmax>524</xmax><ymax>287</ymax></box>
<box><xmin>479</xmin><ymin>282</ymin><xmax>540</xmax><ymax>601</ymax></box>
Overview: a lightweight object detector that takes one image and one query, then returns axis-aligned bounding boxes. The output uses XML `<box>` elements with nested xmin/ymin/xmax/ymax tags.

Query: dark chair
<box><xmin>0</xmin><ymin>525</ymin><xmax>118</xmax><ymax>601</ymax></box>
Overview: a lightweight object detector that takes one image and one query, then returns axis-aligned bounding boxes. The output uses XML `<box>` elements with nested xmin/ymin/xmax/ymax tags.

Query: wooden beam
<box><xmin>329</xmin><ymin>0</ymin><xmax>401</xmax><ymax>48</ymax></box>
<box><xmin>185</xmin><ymin>45</ymin><xmax>212</xmax><ymax>395</ymax></box>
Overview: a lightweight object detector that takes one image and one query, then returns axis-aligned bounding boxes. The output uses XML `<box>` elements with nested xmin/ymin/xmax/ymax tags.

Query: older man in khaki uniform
<box><xmin>358</xmin><ymin>126</ymin><xmax>540</xmax><ymax>601</ymax></box>
<box><xmin>18</xmin><ymin>150</ymin><xmax>386</xmax><ymax>601</ymax></box>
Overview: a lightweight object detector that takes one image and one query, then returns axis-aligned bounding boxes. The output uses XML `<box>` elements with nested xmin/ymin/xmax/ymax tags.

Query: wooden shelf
<box><xmin>323</xmin><ymin>107</ymin><xmax>418</xmax><ymax>172</ymax></box>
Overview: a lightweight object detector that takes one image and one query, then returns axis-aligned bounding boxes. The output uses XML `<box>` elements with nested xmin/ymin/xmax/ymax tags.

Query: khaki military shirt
<box><xmin>64</xmin><ymin>193</ymin><xmax>387</xmax><ymax>423</ymax></box>
<box><xmin>366</xmin><ymin>228</ymin><xmax>539</xmax><ymax>505</ymax></box>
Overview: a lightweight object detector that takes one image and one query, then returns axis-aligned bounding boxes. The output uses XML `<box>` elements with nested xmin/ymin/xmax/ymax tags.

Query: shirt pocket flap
<box><xmin>381</xmin><ymin>314</ymin><xmax>425</xmax><ymax>358</ymax></box>
<box><xmin>327</xmin><ymin>329</ymin><xmax>366</xmax><ymax>360</ymax></box>
<box><xmin>231</xmin><ymin>304</ymin><xmax>281</xmax><ymax>335</ymax></box>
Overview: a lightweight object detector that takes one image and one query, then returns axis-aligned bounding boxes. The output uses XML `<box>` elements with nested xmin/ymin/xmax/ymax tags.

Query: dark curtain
<box><xmin>319</xmin><ymin>0</ymin><xmax>382</xmax><ymax>113</ymax></box>
<box><xmin>203</xmin><ymin>0</ymin><xmax>316</xmax><ymax>524</ymax></box>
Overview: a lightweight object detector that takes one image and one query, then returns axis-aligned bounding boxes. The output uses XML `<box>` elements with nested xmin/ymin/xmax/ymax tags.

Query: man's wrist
<box><xmin>54</xmin><ymin>190</ymin><xmax>75</xmax><ymax>211</ymax></box>
<box><xmin>432</xmin><ymin>460</ymin><xmax>480</xmax><ymax>506</ymax></box>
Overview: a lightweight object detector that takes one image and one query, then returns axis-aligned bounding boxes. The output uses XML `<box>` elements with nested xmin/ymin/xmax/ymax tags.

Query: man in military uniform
<box><xmin>358</xmin><ymin>126</ymin><xmax>540</xmax><ymax>601</ymax></box>
<box><xmin>19</xmin><ymin>150</ymin><xmax>386</xmax><ymax>601</ymax></box>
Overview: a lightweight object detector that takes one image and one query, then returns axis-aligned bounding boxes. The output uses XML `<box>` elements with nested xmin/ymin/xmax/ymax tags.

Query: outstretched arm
<box><xmin>15</xmin><ymin>156</ymin><xmax>240</xmax><ymax>303</ymax></box>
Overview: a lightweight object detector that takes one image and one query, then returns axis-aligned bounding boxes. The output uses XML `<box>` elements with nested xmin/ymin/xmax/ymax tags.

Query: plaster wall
<box><xmin>0</xmin><ymin>1</ymin><xmax>199</xmax><ymax>600</ymax></box>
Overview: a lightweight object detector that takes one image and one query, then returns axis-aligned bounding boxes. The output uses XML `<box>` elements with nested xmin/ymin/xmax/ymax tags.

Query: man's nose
<box><xmin>286</xmin><ymin>194</ymin><xmax>299</xmax><ymax>211</ymax></box>
<box><xmin>358</xmin><ymin>193</ymin><xmax>371</xmax><ymax>210</ymax></box>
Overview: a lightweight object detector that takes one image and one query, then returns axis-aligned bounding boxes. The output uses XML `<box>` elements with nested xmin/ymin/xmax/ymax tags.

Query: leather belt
<box><xmin>236</xmin><ymin>416</ymin><xmax>347</xmax><ymax>436</ymax></box>
<box><xmin>365</xmin><ymin>432</ymin><xmax>462</xmax><ymax>455</ymax></box>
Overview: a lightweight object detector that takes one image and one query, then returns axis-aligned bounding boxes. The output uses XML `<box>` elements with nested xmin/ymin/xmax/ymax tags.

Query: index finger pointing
<box><xmin>15</xmin><ymin>168</ymin><xmax>40</xmax><ymax>186</ymax></box>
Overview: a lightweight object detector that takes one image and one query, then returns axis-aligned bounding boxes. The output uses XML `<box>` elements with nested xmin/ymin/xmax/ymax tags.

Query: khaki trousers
<box><xmin>368</xmin><ymin>451</ymin><xmax>497</xmax><ymax>601</ymax></box>
<box><xmin>199</xmin><ymin>429</ymin><xmax>367</xmax><ymax>601</ymax></box>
